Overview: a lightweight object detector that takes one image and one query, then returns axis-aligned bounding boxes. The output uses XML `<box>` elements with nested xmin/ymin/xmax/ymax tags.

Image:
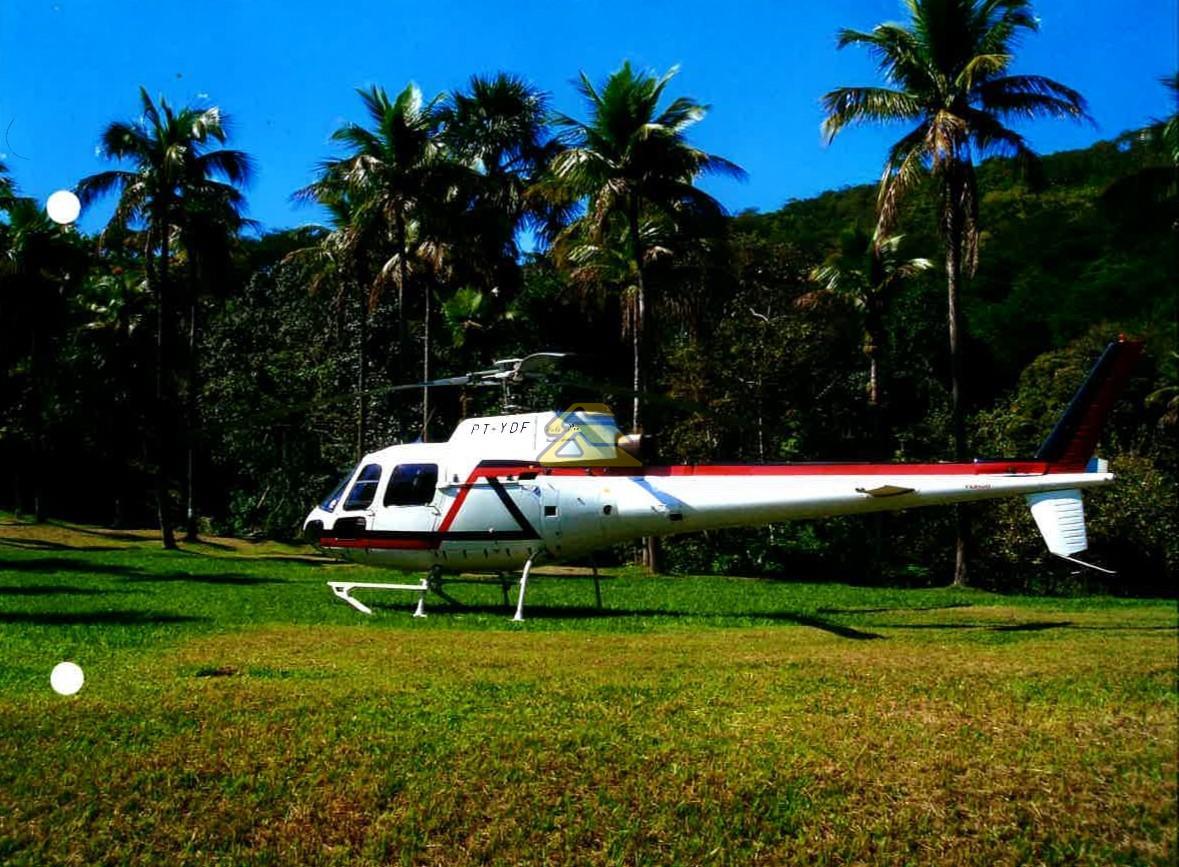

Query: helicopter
<box><xmin>304</xmin><ymin>340</ymin><xmax>1143</xmax><ymax>619</ymax></box>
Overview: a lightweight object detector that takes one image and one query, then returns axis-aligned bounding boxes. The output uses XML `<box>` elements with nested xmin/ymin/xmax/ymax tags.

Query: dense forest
<box><xmin>1</xmin><ymin>2</ymin><xmax>1175</xmax><ymax>594</ymax></box>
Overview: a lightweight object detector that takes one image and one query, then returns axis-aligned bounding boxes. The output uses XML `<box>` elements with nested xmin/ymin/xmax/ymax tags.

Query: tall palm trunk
<box><xmin>356</xmin><ymin>281</ymin><xmax>368</xmax><ymax>461</ymax></box>
<box><xmin>184</xmin><ymin>284</ymin><xmax>200</xmax><ymax>542</ymax></box>
<box><xmin>944</xmin><ymin>187</ymin><xmax>969</xmax><ymax>587</ymax></box>
<box><xmin>153</xmin><ymin>222</ymin><xmax>177</xmax><ymax>549</ymax></box>
<box><xmin>627</xmin><ymin>201</ymin><xmax>660</xmax><ymax>573</ymax></box>
<box><xmin>395</xmin><ymin>210</ymin><xmax>409</xmax><ymax>344</ymax></box>
<box><xmin>422</xmin><ymin>283</ymin><xmax>430</xmax><ymax>441</ymax></box>
<box><xmin>864</xmin><ymin>309</ymin><xmax>887</xmax><ymax>567</ymax></box>
<box><xmin>29</xmin><ymin>314</ymin><xmax>45</xmax><ymax>523</ymax></box>
<box><xmin>864</xmin><ymin>305</ymin><xmax>885</xmax><ymax>456</ymax></box>
<box><xmin>627</xmin><ymin>203</ymin><xmax>645</xmax><ymax>434</ymax></box>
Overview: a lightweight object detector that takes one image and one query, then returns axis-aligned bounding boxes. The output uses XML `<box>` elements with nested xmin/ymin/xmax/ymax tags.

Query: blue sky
<box><xmin>1</xmin><ymin>0</ymin><xmax>1174</xmax><ymax>234</ymax></box>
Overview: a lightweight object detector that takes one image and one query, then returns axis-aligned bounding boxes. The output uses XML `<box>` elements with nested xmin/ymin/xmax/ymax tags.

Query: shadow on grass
<box><xmin>0</xmin><ymin>557</ymin><xmax>288</xmax><ymax>586</ymax></box>
<box><xmin>0</xmin><ymin>584</ymin><xmax>130</xmax><ymax>596</ymax></box>
<box><xmin>155</xmin><ymin>539</ymin><xmax>236</xmax><ymax>553</ymax></box>
<box><xmin>817</xmin><ymin>603</ymin><xmax>974</xmax><ymax>615</ymax></box>
<box><xmin>867</xmin><ymin>620</ymin><xmax>1074</xmax><ymax>631</ymax></box>
<box><xmin>778</xmin><ymin>612</ymin><xmax>883</xmax><ymax>640</ymax></box>
<box><xmin>225</xmin><ymin>555</ymin><xmax>345</xmax><ymax>567</ymax></box>
<box><xmin>875</xmin><ymin>620</ymin><xmax>1178</xmax><ymax>633</ymax></box>
<box><xmin>372</xmin><ymin>600</ymin><xmax>883</xmax><ymax>639</ymax></box>
<box><xmin>59</xmin><ymin>526</ymin><xmax>149</xmax><ymax>543</ymax></box>
<box><xmin>0</xmin><ymin>539</ymin><xmax>130</xmax><ymax>552</ymax></box>
<box><xmin>0</xmin><ymin>611</ymin><xmax>206</xmax><ymax>626</ymax></box>
<box><xmin>0</xmin><ymin>557</ymin><xmax>140</xmax><ymax>576</ymax></box>
<box><xmin>121</xmin><ymin>573</ymin><xmax>288</xmax><ymax>586</ymax></box>
<box><xmin>993</xmin><ymin>621</ymin><xmax>1074</xmax><ymax>632</ymax></box>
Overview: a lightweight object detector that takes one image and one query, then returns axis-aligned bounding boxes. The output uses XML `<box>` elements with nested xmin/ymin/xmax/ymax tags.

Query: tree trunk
<box><xmin>357</xmin><ymin>283</ymin><xmax>368</xmax><ymax>461</ymax></box>
<box><xmin>422</xmin><ymin>281</ymin><xmax>430</xmax><ymax>441</ymax></box>
<box><xmin>868</xmin><ymin>354</ymin><xmax>879</xmax><ymax>408</ymax></box>
<box><xmin>864</xmin><ymin>317</ymin><xmax>887</xmax><ymax>569</ymax></box>
<box><xmin>29</xmin><ymin>315</ymin><xmax>45</xmax><ymax>523</ymax></box>
<box><xmin>627</xmin><ymin>202</ymin><xmax>660</xmax><ymax>573</ymax></box>
<box><xmin>184</xmin><ymin>291</ymin><xmax>199</xmax><ymax>542</ymax></box>
<box><xmin>628</xmin><ymin>204</ymin><xmax>645</xmax><ymax>435</ymax></box>
<box><xmin>945</xmin><ymin>198</ymin><xmax>968</xmax><ymax>587</ymax></box>
<box><xmin>154</xmin><ymin>226</ymin><xmax>177</xmax><ymax>550</ymax></box>
<box><xmin>864</xmin><ymin>307</ymin><xmax>885</xmax><ymax>459</ymax></box>
<box><xmin>396</xmin><ymin>210</ymin><xmax>408</xmax><ymax>346</ymax></box>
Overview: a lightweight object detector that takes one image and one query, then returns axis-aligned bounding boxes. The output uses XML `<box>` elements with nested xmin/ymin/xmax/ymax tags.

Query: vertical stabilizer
<box><xmin>1036</xmin><ymin>338</ymin><xmax>1143</xmax><ymax>470</ymax></box>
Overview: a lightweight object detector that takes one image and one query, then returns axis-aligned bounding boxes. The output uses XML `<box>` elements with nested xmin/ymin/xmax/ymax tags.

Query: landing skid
<box><xmin>326</xmin><ymin>554</ymin><xmax>606</xmax><ymax>621</ymax></box>
<box><xmin>328</xmin><ymin>574</ymin><xmax>433</xmax><ymax>616</ymax></box>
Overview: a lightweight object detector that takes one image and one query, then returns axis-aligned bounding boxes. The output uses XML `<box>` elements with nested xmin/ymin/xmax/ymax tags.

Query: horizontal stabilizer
<box><xmin>1026</xmin><ymin>489</ymin><xmax>1088</xmax><ymax>557</ymax></box>
<box><xmin>855</xmin><ymin>484</ymin><xmax>916</xmax><ymax>498</ymax></box>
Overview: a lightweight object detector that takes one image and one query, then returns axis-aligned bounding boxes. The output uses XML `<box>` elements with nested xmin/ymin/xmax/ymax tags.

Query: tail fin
<box><xmin>1026</xmin><ymin>338</ymin><xmax>1140</xmax><ymax>574</ymax></box>
<box><xmin>1036</xmin><ymin>338</ymin><xmax>1143</xmax><ymax>470</ymax></box>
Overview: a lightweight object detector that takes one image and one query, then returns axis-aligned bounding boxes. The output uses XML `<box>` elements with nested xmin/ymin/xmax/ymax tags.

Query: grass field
<box><xmin>0</xmin><ymin>516</ymin><xmax>1175</xmax><ymax>865</ymax></box>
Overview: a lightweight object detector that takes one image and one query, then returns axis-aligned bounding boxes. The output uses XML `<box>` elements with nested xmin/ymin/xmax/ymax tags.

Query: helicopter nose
<box><xmin>303</xmin><ymin>517</ymin><xmax>325</xmax><ymax>544</ymax></box>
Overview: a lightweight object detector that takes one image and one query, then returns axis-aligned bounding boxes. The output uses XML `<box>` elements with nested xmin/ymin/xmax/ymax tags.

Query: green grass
<box><xmin>1</xmin><ymin>517</ymin><xmax>1176</xmax><ymax>865</ymax></box>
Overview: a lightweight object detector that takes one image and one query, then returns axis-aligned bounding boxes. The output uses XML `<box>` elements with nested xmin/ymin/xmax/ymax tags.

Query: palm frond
<box><xmin>193</xmin><ymin>149</ymin><xmax>255</xmax><ymax>186</ymax></box>
<box><xmin>137</xmin><ymin>87</ymin><xmax>160</xmax><ymax>128</ymax></box>
<box><xmin>76</xmin><ymin>170</ymin><xmax>137</xmax><ymax>208</ymax></box>
<box><xmin>876</xmin><ymin>125</ymin><xmax>928</xmax><ymax>233</ymax></box>
<box><xmin>976</xmin><ymin>74</ymin><xmax>1090</xmax><ymax>122</ymax></box>
<box><xmin>956</xmin><ymin>52</ymin><xmax>1011</xmax><ymax>90</ymax></box>
<box><xmin>821</xmin><ymin>87</ymin><xmax>922</xmax><ymax>142</ymax></box>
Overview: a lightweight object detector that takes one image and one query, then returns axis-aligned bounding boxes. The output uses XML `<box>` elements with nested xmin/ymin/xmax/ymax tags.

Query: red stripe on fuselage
<box><xmin>318</xmin><ymin>537</ymin><xmax>434</xmax><ymax>550</ymax></box>
<box><xmin>465</xmin><ymin>460</ymin><xmax>1052</xmax><ymax>478</ymax></box>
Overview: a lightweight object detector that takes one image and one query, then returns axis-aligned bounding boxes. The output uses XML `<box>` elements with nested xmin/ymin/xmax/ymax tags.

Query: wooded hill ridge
<box><xmin>2</xmin><ymin>127</ymin><xmax>1174</xmax><ymax>594</ymax></box>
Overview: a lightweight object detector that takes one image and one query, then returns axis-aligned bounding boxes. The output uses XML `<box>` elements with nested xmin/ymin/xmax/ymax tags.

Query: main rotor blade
<box><xmin>384</xmin><ymin>374</ymin><xmax>480</xmax><ymax>391</ymax></box>
<box><xmin>515</xmin><ymin>352</ymin><xmax>574</xmax><ymax>376</ymax></box>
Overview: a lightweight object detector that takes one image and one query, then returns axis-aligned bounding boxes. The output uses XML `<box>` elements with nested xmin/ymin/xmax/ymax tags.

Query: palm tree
<box><xmin>0</xmin><ymin>197</ymin><xmax>89</xmax><ymax>521</ymax></box>
<box><xmin>1132</xmin><ymin>73</ymin><xmax>1179</xmax><ymax>164</ymax></box>
<box><xmin>549</xmin><ymin>62</ymin><xmax>745</xmax><ymax>434</ymax></box>
<box><xmin>78</xmin><ymin>88</ymin><xmax>252</xmax><ymax>548</ymax></box>
<box><xmin>303</xmin><ymin>84</ymin><xmax>460</xmax><ymax>438</ymax></box>
<box><xmin>75</xmin><ymin>257</ymin><xmax>151</xmax><ymax>527</ymax></box>
<box><xmin>178</xmin><ymin>185</ymin><xmax>254</xmax><ymax>540</ymax></box>
<box><xmin>807</xmin><ymin>228</ymin><xmax>931</xmax><ymax>424</ymax></box>
<box><xmin>443</xmin><ymin>74</ymin><xmax>569</xmax><ymax>276</ymax></box>
<box><xmin>287</xmin><ymin>192</ymin><xmax>381</xmax><ymax>459</ymax></box>
<box><xmin>821</xmin><ymin>0</ymin><xmax>1088</xmax><ymax>584</ymax></box>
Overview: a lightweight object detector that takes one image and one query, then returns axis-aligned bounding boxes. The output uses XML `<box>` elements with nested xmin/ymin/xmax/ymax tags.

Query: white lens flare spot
<box><xmin>50</xmin><ymin>661</ymin><xmax>84</xmax><ymax>695</ymax></box>
<box><xmin>46</xmin><ymin>190</ymin><xmax>81</xmax><ymax>225</ymax></box>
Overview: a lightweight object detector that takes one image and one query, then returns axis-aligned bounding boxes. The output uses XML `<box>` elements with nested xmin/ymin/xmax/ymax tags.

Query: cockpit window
<box><xmin>318</xmin><ymin>467</ymin><xmax>356</xmax><ymax>512</ymax></box>
<box><xmin>384</xmin><ymin>464</ymin><xmax>438</xmax><ymax>506</ymax></box>
<box><xmin>342</xmin><ymin>463</ymin><xmax>382</xmax><ymax>511</ymax></box>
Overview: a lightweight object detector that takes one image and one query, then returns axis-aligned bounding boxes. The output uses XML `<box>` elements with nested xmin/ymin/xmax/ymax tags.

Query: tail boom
<box><xmin>589</xmin><ymin>467</ymin><xmax>1113</xmax><ymax>545</ymax></box>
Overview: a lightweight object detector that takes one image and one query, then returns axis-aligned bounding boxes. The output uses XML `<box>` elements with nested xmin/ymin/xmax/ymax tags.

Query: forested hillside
<box><xmin>1</xmin><ymin>39</ymin><xmax>1175</xmax><ymax>596</ymax></box>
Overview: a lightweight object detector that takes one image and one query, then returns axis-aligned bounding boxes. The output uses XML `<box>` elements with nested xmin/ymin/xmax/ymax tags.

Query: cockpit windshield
<box><xmin>318</xmin><ymin>467</ymin><xmax>356</xmax><ymax>512</ymax></box>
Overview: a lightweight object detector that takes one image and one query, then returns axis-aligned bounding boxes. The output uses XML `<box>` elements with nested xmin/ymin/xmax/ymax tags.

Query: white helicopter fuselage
<box><xmin>304</xmin><ymin>339</ymin><xmax>1140</xmax><ymax>617</ymax></box>
<box><xmin>302</xmin><ymin>408</ymin><xmax>1110</xmax><ymax>573</ymax></box>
